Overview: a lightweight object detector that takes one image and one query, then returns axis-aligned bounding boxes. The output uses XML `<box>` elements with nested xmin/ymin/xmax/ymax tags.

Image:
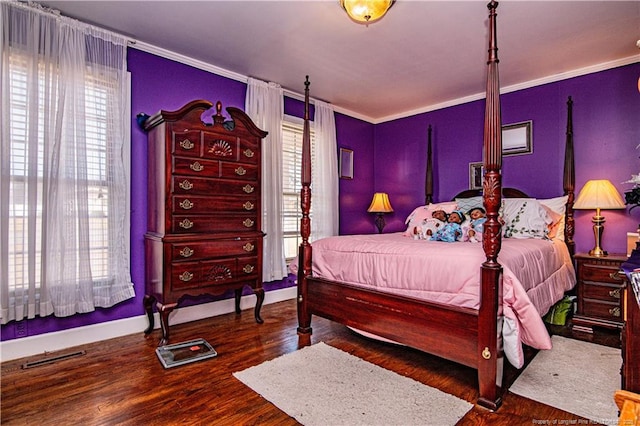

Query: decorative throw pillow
<box><xmin>501</xmin><ymin>198</ymin><xmax>552</xmax><ymax>239</ymax></box>
<box><xmin>404</xmin><ymin>201</ymin><xmax>458</xmax><ymax>237</ymax></box>
<box><xmin>538</xmin><ymin>196</ymin><xmax>568</xmax><ymax>241</ymax></box>
<box><xmin>455</xmin><ymin>196</ymin><xmax>483</xmax><ymax>214</ymax></box>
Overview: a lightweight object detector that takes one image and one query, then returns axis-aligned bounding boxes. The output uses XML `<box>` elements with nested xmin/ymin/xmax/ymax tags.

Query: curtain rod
<box><xmin>12</xmin><ymin>1</ymin><xmax>132</xmax><ymax>43</ymax></box>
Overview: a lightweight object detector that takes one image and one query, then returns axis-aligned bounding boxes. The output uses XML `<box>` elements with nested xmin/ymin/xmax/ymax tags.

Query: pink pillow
<box><xmin>404</xmin><ymin>201</ymin><xmax>458</xmax><ymax>236</ymax></box>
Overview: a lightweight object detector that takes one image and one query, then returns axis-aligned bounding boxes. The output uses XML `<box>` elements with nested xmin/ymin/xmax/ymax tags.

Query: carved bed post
<box><xmin>297</xmin><ymin>76</ymin><xmax>313</xmax><ymax>336</ymax></box>
<box><xmin>563</xmin><ymin>96</ymin><xmax>576</xmax><ymax>257</ymax></box>
<box><xmin>478</xmin><ymin>0</ymin><xmax>503</xmax><ymax>411</ymax></box>
<box><xmin>425</xmin><ymin>125</ymin><xmax>434</xmax><ymax>205</ymax></box>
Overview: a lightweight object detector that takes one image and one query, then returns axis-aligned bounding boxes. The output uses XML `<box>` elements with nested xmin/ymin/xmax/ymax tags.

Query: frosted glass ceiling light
<box><xmin>341</xmin><ymin>0</ymin><xmax>395</xmax><ymax>25</ymax></box>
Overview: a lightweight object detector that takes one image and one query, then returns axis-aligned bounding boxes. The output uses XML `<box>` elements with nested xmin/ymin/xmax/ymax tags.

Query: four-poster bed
<box><xmin>295</xmin><ymin>1</ymin><xmax>576</xmax><ymax>410</ymax></box>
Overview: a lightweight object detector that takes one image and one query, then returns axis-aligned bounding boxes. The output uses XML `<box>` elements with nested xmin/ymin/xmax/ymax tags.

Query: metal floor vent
<box><xmin>21</xmin><ymin>350</ymin><xmax>86</xmax><ymax>369</ymax></box>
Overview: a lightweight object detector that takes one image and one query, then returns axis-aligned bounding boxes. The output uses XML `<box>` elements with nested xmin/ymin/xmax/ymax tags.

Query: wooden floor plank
<box><xmin>0</xmin><ymin>300</ymin><xmax>617</xmax><ymax>425</ymax></box>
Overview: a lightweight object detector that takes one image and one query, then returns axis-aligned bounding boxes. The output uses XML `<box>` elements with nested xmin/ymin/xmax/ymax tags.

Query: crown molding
<box><xmin>132</xmin><ymin>40</ymin><xmax>638</xmax><ymax>125</ymax></box>
<box><xmin>374</xmin><ymin>55</ymin><xmax>640</xmax><ymax>124</ymax></box>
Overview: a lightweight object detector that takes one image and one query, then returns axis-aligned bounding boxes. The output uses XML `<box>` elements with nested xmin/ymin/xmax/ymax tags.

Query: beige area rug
<box><xmin>510</xmin><ymin>335</ymin><xmax>621</xmax><ymax>423</ymax></box>
<box><xmin>233</xmin><ymin>342</ymin><xmax>472</xmax><ymax>426</ymax></box>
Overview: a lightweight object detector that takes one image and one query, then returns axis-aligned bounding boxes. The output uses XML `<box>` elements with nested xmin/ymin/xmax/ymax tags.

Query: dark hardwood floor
<box><xmin>1</xmin><ymin>299</ymin><xmax>621</xmax><ymax>425</ymax></box>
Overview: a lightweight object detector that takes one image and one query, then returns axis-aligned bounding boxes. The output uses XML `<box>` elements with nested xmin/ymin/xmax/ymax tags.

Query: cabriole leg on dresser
<box><xmin>254</xmin><ymin>288</ymin><xmax>264</xmax><ymax>324</ymax></box>
<box><xmin>234</xmin><ymin>288</ymin><xmax>242</xmax><ymax>314</ymax></box>
<box><xmin>157</xmin><ymin>303</ymin><xmax>176</xmax><ymax>347</ymax></box>
<box><xmin>143</xmin><ymin>295</ymin><xmax>155</xmax><ymax>335</ymax></box>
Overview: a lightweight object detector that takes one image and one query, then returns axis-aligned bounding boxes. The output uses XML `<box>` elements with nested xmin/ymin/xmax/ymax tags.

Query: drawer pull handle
<box><xmin>243</xmin><ymin>219</ymin><xmax>255</xmax><ymax>228</ymax></box>
<box><xmin>244</xmin><ymin>148</ymin><xmax>254</xmax><ymax>158</ymax></box>
<box><xmin>243</xmin><ymin>184</ymin><xmax>254</xmax><ymax>194</ymax></box>
<box><xmin>609</xmin><ymin>271</ymin><xmax>622</xmax><ymax>281</ymax></box>
<box><xmin>243</xmin><ymin>243</ymin><xmax>255</xmax><ymax>252</ymax></box>
<box><xmin>609</xmin><ymin>288</ymin><xmax>621</xmax><ymax>299</ymax></box>
<box><xmin>481</xmin><ymin>347</ymin><xmax>491</xmax><ymax>360</ymax></box>
<box><xmin>243</xmin><ymin>264</ymin><xmax>255</xmax><ymax>274</ymax></box>
<box><xmin>178</xmin><ymin>271</ymin><xmax>193</xmax><ymax>282</ymax></box>
<box><xmin>235</xmin><ymin>166</ymin><xmax>247</xmax><ymax>176</ymax></box>
<box><xmin>190</xmin><ymin>161</ymin><xmax>204</xmax><ymax>172</ymax></box>
<box><xmin>179</xmin><ymin>247</ymin><xmax>194</xmax><ymax>258</ymax></box>
<box><xmin>243</xmin><ymin>201</ymin><xmax>254</xmax><ymax>210</ymax></box>
<box><xmin>179</xmin><ymin>199</ymin><xmax>194</xmax><ymax>210</ymax></box>
<box><xmin>609</xmin><ymin>307</ymin><xmax>621</xmax><ymax>317</ymax></box>
<box><xmin>179</xmin><ymin>139</ymin><xmax>194</xmax><ymax>150</ymax></box>
<box><xmin>179</xmin><ymin>219</ymin><xmax>194</xmax><ymax>229</ymax></box>
<box><xmin>178</xmin><ymin>179</ymin><xmax>193</xmax><ymax>191</ymax></box>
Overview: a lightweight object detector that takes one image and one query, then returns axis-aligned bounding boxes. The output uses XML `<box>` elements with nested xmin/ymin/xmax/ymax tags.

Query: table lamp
<box><xmin>574</xmin><ymin>179</ymin><xmax>626</xmax><ymax>257</ymax></box>
<box><xmin>367</xmin><ymin>192</ymin><xmax>394</xmax><ymax>233</ymax></box>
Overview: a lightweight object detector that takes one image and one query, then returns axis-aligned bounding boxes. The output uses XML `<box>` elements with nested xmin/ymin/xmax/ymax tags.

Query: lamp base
<box><xmin>589</xmin><ymin>216</ymin><xmax>607</xmax><ymax>257</ymax></box>
<box><xmin>374</xmin><ymin>213</ymin><xmax>386</xmax><ymax>234</ymax></box>
<box><xmin>588</xmin><ymin>247</ymin><xmax>608</xmax><ymax>257</ymax></box>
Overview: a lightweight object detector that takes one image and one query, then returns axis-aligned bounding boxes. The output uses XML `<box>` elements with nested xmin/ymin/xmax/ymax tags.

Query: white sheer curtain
<box><xmin>311</xmin><ymin>100</ymin><xmax>339</xmax><ymax>240</ymax></box>
<box><xmin>1</xmin><ymin>1</ymin><xmax>134</xmax><ymax>323</ymax></box>
<box><xmin>245</xmin><ymin>78</ymin><xmax>288</xmax><ymax>282</ymax></box>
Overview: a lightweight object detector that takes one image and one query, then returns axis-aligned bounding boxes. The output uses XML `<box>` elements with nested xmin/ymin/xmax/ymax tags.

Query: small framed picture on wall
<box><xmin>469</xmin><ymin>162</ymin><xmax>483</xmax><ymax>190</ymax></box>
<box><xmin>339</xmin><ymin>148</ymin><xmax>353</xmax><ymax>179</ymax></box>
<box><xmin>502</xmin><ymin>120</ymin><xmax>533</xmax><ymax>156</ymax></box>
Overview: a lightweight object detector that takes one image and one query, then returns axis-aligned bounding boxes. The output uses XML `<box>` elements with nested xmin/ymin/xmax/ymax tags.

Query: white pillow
<box><xmin>502</xmin><ymin>198</ymin><xmax>552</xmax><ymax>239</ymax></box>
<box><xmin>538</xmin><ymin>196</ymin><xmax>568</xmax><ymax>241</ymax></box>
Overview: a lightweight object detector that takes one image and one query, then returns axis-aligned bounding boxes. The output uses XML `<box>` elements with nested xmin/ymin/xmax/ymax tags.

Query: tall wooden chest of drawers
<box><xmin>142</xmin><ymin>100</ymin><xmax>267</xmax><ymax>345</ymax></box>
<box><xmin>572</xmin><ymin>253</ymin><xmax>626</xmax><ymax>334</ymax></box>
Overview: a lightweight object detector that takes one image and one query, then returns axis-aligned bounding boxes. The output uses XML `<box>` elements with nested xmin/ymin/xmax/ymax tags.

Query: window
<box><xmin>282</xmin><ymin>116</ymin><xmax>315</xmax><ymax>261</ymax></box>
<box><xmin>7</xmin><ymin>60</ymin><xmax>128</xmax><ymax>291</ymax></box>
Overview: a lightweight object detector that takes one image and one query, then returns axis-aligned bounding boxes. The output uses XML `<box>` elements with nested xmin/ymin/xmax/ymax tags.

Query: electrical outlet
<box><xmin>15</xmin><ymin>321</ymin><xmax>27</xmax><ymax>338</ymax></box>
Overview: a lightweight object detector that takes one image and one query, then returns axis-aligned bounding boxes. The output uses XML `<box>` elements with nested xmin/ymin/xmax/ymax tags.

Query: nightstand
<box><xmin>572</xmin><ymin>253</ymin><xmax>627</xmax><ymax>334</ymax></box>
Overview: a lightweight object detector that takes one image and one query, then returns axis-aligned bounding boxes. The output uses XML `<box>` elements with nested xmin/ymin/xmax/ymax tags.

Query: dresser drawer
<box><xmin>171</xmin><ymin>176</ymin><xmax>259</xmax><ymax>196</ymax></box>
<box><xmin>579</xmin><ymin>262</ymin><xmax>625</xmax><ymax>284</ymax></box>
<box><xmin>582</xmin><ymin>298</ymin><xmax>622</xmax><ymax>321</ymax></box>
<box><xmin>238</xmin><ymin>139</ymin><xmax>259</xmax><ymax>165</ymax></box>
<box><xmin>202</xmin><ymin>133</ymin><xmax>239</xmax><ymax>161</ymax></box>
<box><xmin>171</xmin><ymin>238</ymin><xmax>259</xmax><ymax>261</ymax></box>
<box><xmin>172</xmin><ymin>130</ymin><xmax>202</xmax><ymax>158</ymax></box>
<box><xmin>172</xmin><ymin>195</ymin><xmax>257</xmax><ymax>215</ymax></box>
<box><xmin>172</xmin><ymin>214</ymin><xmax>259</xmax><ymax>234</ymax></box>
<box><xmin>170</xmin><ymin>256</ymin><xmax>259</xmax><ymax>291</ymax></box>
<box><xmin>173</xmin><ymin>157</ymin><xmax>220</xmax><ymax>178</ymax></box>
<box><xmin>581</xmin><ymin>280</ymin><xmax>623</xmax><ymax>302</ymax></box>
<box><xmin>220</xmin><ymin>162</ymin><xmax>259</xmax><ymax>181</ymax></box>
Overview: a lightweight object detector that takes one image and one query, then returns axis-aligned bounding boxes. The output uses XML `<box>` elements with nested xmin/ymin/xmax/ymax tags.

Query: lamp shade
<box><xmin>367</xmin><ymin>192</ymin><xmax>394</xmax><ymax>213</ymax></box>
<box><xmin>574</xmin><ymin>179</ymin><xmax>626</xmax><ymax>210</ymax></box>
<box><xmin>340</xmin><ymin>0</ymin><xmax>394</xmax><ymax>25</ymax></box>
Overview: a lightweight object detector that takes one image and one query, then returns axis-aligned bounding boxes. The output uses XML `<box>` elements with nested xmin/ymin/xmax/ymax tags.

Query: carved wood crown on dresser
<box><xmin>141</xmin><ymin>100</ymin><xmax>268</xmax><ymax>346</ymax></box>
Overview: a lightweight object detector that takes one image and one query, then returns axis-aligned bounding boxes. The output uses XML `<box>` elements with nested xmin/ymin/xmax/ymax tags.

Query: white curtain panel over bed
<box><xmin>245</xmin><ymin>78</ymin><xmax>288</xmax><ymax>282</ymax></box>
<box><xmin>1</xmin><ymin>1</ymin><xmax>134</xmax><ymax>322</ymax></box>
<box><xmin>310</xmin><ymin>100</ymin><xmax>339</xmax><ymax>241</ymax></box>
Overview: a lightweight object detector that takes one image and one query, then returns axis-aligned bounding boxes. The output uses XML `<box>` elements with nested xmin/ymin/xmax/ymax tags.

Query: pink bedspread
<box><xmin>306</xmin><ymin>233</ymin><xmax>576</xmax><ymax>352</ymax></box>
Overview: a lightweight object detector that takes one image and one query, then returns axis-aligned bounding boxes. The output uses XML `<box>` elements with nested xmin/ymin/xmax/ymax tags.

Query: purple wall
<box><xmin>2</xmin><ymin>49</ymin><xmax>637</xmax><ymax>342</ymax></box>
<box><xmin>340</xmin><ymin>63</ymin><xmax>639</xmax><ymax>257</ymax></box>
<box><xmin>0</xmin><ymin>49</ymin><xmax>370</xmax><ymax>341</ymax></box>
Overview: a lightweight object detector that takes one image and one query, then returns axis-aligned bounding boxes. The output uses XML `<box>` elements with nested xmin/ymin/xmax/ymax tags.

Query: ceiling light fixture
<box><xmin>340</xmin><ymin>0</ymin><xmax>395</xmax><ymax>26</ymax></box>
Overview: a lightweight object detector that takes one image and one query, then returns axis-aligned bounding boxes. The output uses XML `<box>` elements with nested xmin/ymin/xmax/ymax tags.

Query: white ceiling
<box><xmin>37</xmin><ymin>0</ymin><xmax>640</xmax><ymax>123</ymax></box>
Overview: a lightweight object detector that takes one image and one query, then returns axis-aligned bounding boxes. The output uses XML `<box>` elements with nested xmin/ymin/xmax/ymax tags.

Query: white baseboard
<box><xmin>0</xmin><ymin>287</ymin><xmax>296</xmax><ymax>363</ymax></box>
